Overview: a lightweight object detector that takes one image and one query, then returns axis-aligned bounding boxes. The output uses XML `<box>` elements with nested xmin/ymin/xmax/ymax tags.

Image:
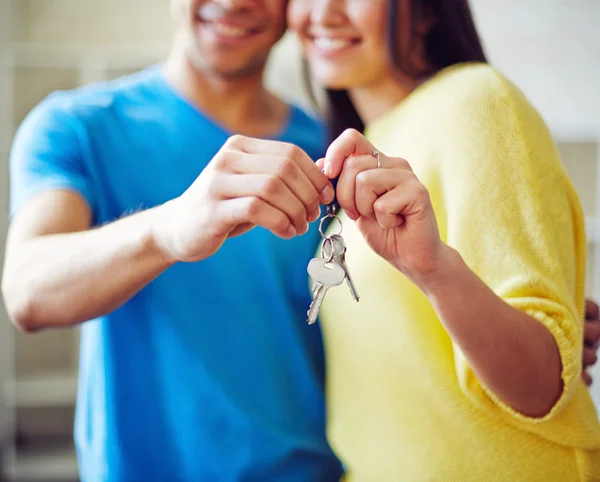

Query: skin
<box><xmin>289</xmin><ymin>0</ymin><xmax>597</xmax><ymax>416</ymax></box>
<box><xmin>1</xmin><ymin>0</ymin><xmax>335</xmax><ymax>331</ymax></box>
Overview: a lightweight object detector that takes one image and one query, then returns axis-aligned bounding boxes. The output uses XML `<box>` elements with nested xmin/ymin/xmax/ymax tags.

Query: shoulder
<box><xmin>19</xmin><ymin>66</ymin><xmax>164</xmax><ymax>134</ymax></box>
<box><xmin>409</xmin><ymin>63</ymin><xmax>559</xmax><ymax>173</ymax></box>
<box><xmin>424</xmin><ymin>63</ymin><xmax>547</xmax><ymax>133</ymax></box>
<box><xmin>367</xmin><ymin>63</ymin><xmax>548</xmax><ymax>153</ymax></box>
<box><xmin>424</xmin><ymin>66</ymin><xmax>574</xmax><ymax>202</ymax></box>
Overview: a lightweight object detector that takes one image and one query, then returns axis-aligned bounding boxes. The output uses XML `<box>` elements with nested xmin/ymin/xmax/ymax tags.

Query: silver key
<box><xmin>310</xmin><ymin>237</ymin><xmax>341</xmax><ymax>298</ymax></box>
<box><xmin>306</xmin><ymin>257</ymin><xmax>345</xmax><ymax>325</ymax></box>
<box><xmin>322</xmin><ymin>234</ymin><xmax>360</xmax><ymax>302</ymax></box>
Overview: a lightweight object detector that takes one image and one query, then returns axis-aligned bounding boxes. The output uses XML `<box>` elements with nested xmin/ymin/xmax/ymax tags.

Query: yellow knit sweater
<box><xmin>319</xmin><ymin>63</ymin><xmax>600</xmax><ymax>481</ymax></box>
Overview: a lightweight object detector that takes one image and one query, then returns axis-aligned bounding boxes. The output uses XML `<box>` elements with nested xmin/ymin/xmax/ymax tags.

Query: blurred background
<box><xmin>0</xmin><ymin>0</ymin><xmax>599</xmax><ymax>481</ymax></box>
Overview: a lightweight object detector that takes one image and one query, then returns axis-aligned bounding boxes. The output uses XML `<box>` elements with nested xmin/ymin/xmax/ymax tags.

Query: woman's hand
<box><xmin>583</xmin><ymin>299</ymin><xmax>600</xmax><ymax>385</ymax></box>
<box><xmin>319</xmin><ymin>129</ymin><xmax>448</xmax><ymax>286</ymax></box>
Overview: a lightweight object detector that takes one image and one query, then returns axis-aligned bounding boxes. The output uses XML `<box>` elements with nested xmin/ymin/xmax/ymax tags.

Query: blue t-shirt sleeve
<box><xmin>9</xmin><ymin>94</ymin><xmax>96</xmax><ymax>219</ymax></box>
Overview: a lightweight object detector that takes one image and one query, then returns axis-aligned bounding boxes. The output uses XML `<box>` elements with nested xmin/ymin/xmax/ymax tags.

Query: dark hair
<box><xmin>303</xmin><ymin>0</ymin><xmax>488</xmax><ymax>142</ymax></box>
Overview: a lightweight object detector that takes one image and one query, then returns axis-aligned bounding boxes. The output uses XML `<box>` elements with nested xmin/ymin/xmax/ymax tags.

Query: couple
<box><xmin>3</xmin><ymin>0</ymin><xmax>600</xmax><ymax>480</ymax></box>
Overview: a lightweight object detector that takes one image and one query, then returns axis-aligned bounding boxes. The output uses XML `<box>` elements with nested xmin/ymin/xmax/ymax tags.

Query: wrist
<box><xmin>412</xmin><ymin>244</ymin><xmax>465</xmax><ymax>297</ymax></box>
<box><xmin>147</xmin><ymin>201</ymin><xmax>180</xmax><ymax>267</ymax></box>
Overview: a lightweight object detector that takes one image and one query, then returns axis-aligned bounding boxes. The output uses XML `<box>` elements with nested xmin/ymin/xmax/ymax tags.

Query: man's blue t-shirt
<box><xmin>9</xmin><ymin>67</ymin><xmax>342</xmax><ymax>481</ymax></box>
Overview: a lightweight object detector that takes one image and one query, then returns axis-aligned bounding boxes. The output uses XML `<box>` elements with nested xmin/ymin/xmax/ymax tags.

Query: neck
<box><xmin>162</xmin><ymin>40</ymin><xmax>288</xmax><ymax>137</ymax></box>
<box><xmin>348</xmin><ymin>73</ymin><xmax>417</xmax><ymax>126</ymax></box>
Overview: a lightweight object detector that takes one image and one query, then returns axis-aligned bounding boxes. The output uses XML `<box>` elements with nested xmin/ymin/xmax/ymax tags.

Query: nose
<box><xmin>310</xmin><ymin>0</ymin><xmax>346</xmax><ymax>26</ymax></box>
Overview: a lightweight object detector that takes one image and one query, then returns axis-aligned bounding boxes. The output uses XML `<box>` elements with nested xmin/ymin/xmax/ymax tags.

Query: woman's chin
<box><xmin>312</xmin><ymin>72</ymin><xmax>357</xmax><ymax>91</ymax></box>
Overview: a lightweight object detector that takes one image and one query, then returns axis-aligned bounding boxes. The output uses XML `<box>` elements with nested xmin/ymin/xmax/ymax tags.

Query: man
<box><xmin>2</xmin><ymin>0</ymin><xmax>599</xmax><ymax>481</ymax></box>
<box><xmin>2</xmin><ymin>0</ymin><xmax>342</xmax><ymax>480</ymax></box>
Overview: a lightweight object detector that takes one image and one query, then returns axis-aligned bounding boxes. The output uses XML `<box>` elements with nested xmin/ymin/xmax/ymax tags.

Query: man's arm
<box><xmin>2</xmin><ymin>135</ymin><xmax>334</xmax><ymax>332</ymax></box>
<box><xmin>2</xmin><ymin>190</ymin><xmax>175</xmax><ymax>331</ymax></box>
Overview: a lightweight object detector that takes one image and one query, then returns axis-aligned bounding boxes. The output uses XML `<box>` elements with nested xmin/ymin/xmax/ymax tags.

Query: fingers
<box><xmin>353</xmin><ymin>162</ymin><xmax>415</xmax><ymax>220</ymax></box>
<box><xmin>372</xmin><ymin>185</ymin><xmax>411</xmax><ymax>229</ymax></box>
<box><xmin>336</xmin><ymin>154</ymin><xmax>377</xmax><ymax>219</ymax></box>
<box><xmin>586</xmin><ymin>298</ymin><xmax>600</xmax><ymax>321</ymax></box>
<box><xmin>584</xmin><ymin>319</ymin><xmax>600</xmax><ymax>347</ymax></box>
<box><xmin>374</xmin><ymin>180</ymin><xmax>433</xmax><ymax>230</ymax></box>
<box><xmin>323</xmin><ymin>129</ymin><xmax>377</xmax><ymax>179</ymax></box>
<box><xmin>332</xmin><ymin>152</ymin><xmax>419</xmax><ymax>224</ymax></box>
<box><xmin>216</xmin><ymin>174</ymin><xmax>312</xmax><ymax>234</ymax></box>
<box><xmin>583</xmin><ymin>346</ymin><xmax>598</xmax><ymax>369</ymax></box>
<box><xmin>334</xmin><ymin>153</ymin><xmax>412</xmax><ymax>220</ymax></box>
<box><xmin>217</xmin><ymin>197</ymin><xmax>297</xmax><ymax>239</ymax></box>
<box><xmin>225</xmin><ymin>136</ymin><xmax>334</xmax><ymax>204</ymax></box>
<box><xmin>228</xmin><ymin>223</ymin><xmax>254</xmax><ymax>238</ymax></box>
<box><xmin>222</xmin><ymin>153</ymin><xmax>324</xmax><ymax>223</ymax></box>
<box><xmin>583</xmin><ymin>371</ymin><xmax>593</xmax><ymax>386</ymax></box>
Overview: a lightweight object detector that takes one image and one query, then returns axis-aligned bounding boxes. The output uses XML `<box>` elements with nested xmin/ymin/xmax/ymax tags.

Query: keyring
<box><xmin>320</xmin><ymin>237</ymin><xmax>335</xmax><ymax>263</ymax></box>
<box><xmin>319</xmin><ymin>214</ymin><xmax>343</xmax><ymax>238</ymax></box>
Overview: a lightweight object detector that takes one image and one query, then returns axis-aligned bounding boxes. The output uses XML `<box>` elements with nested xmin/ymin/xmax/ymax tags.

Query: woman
<box><xmin>287</xmin><ymin>0</ymin><xmax>600</xmax><ymax>479</ymax></box>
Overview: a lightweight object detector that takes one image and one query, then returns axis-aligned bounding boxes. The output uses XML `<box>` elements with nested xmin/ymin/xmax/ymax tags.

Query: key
<box><xmin>311</xmin><ymin>236</ymin><xmax>338</xmax><ymax>298</ymax></box>
<box><xmin>306</xmin><ymin>257</ymin><xmax>346</xmax><ymax>325</ymax></box>
<box><xmin>312</xmin><ymin>237</ymin><xmax>343</xmax><ymax>298</ymax></box>
<box><xmin>322</xmin><ymin>234</ymin><xmax>360</xmax><ymax>302</ymax></box>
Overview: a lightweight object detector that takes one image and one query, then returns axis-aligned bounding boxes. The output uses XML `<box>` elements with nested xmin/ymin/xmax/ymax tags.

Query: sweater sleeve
<box><xmin>439</xmin><ymin>67</ymin><xmax>592</xmax><ymax>441</ymax></box>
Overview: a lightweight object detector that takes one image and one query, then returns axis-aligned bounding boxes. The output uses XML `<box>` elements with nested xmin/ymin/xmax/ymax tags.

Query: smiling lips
<box><xmin>196</xmin><ymin>3</ymin><xmax>264</xmax><ymax>40</ymax></box>
<box><xmin>209</xmin><ymin>22</ymin><xmax>254</xmax><ymax>38</ymax></box>
<box><xmin>310</xmin><ymin>35</ymin><xmax>361</xmax><ymax>56</ymax></box>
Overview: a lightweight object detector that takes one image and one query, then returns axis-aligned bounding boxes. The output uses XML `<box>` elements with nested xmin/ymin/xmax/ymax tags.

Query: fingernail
<box><xmin>285</xmin><ymin>226</ymin><xmax>296</xmax><ymax>237</ymax></box>
<box><xmin>308</xmin><ymin>207</ymin><xmax>321</xmax><ymax>222</ymax></box>
<box><xmin>321</xmin><ymin>185</ymin><xmax>334</xmax><ymax>204</ymax></box>
<box><xmin>303</xmin><ymin>224</ymin><xmax>310</xmax><ymax>235</ymax></box>
<box><xmin>346</xmin><ymin>210</ymin><xmax>358</xmax><ymax>221</ymax></box>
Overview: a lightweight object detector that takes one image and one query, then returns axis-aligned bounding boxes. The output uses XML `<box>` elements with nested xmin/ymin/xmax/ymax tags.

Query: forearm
<box><xmin>418</xmin><ymin>246</ymin><xmax>564</xmax><ymax>418</ymax></box>
<box><xmin>2</xmin><ymin>206</ymin><xmax>176</xmax><ymax>331</ymax></box>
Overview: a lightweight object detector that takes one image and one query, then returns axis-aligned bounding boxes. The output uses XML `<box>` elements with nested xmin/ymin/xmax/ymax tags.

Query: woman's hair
<box><xmin>303</xmin><ymin>0</ymin><xmax>488</xmax><ymax>142</ymax></box>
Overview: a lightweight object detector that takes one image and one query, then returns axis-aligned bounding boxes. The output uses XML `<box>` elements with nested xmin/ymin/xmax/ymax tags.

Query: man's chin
<box><xmin>186</xmin><ymin>35</ymin><xmax>271</xmax><ymax>78</ymax></box>
<box><xmin>197</xmin><ymin>59</ymin><xmax>267</xmax><ymax>81</ymax></box>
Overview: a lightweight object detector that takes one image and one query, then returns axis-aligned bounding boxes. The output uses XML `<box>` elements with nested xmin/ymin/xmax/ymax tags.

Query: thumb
<box><xmin>324</xmin><ymin>129</ymin><xmax>376</xmax><ymax>178</ymax></box>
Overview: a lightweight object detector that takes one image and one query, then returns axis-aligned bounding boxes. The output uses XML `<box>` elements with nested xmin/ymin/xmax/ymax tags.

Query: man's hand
<box><xmin>154</xmin><ymin>135</ymin><xmax>334</xmax><ymax>263</ymax></box>
<box><xmin>2</xmin><ymin>136</ymin><xmax>334</xmax><ymax>331</ymax></box>
<box><xmin>583</xmin><ymin>298</ymin><xmax>600</xmax><ymax>386</ymax></box>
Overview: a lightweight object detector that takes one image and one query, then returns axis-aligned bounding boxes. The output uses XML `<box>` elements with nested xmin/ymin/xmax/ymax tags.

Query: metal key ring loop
<box><xmin>320</xmin><ymin>237</ymin><xmax>335</xmax><ymax>263</ymax></box>
<box><xmin>319</xmin><ymin>214</ymin><xmax>343</xmax><ymax>238</ymax></box>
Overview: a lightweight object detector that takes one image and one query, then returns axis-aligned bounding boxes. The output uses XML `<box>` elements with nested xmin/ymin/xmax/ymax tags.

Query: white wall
<box><xmin>15</xmin><ymin>0</ymin><xmax>172</xmax><ymax>46</ymax></box>
<box><xmin>0</xmin><ymin>0</ymin><xmax>16</xmax><ymax>462</ymax></box>
<box><xmin>470</xmin><ymin>0</ymin><xmax>600</xmax><ymax>139</ymax></box>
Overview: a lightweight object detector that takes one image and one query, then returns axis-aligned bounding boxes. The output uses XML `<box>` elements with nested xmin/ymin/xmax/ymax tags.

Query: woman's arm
<box><xmin>321</xmin><ymin>124</ymin><xmax>581</xmax><ymax>420</ymax></box>
<box><xmin>419</xmin><ymin>244</ymin><xmax>563</xmax><ymax>417</ymax></box>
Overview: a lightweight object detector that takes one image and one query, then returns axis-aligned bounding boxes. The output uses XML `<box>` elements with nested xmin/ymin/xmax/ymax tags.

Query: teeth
<box><xmin>314</xmin><ymin>37</ymin><xmax>352</xmax><ymax>51</ymax></box>
<box><xmin>213</xmin><ymin>23</ymin><xmax>249</xmax><ymax>37</ymax></box>
<box><xmin>211</xmin><ymin>22</ymin><xmax>250</xmax><ymax>37</ymax></box>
